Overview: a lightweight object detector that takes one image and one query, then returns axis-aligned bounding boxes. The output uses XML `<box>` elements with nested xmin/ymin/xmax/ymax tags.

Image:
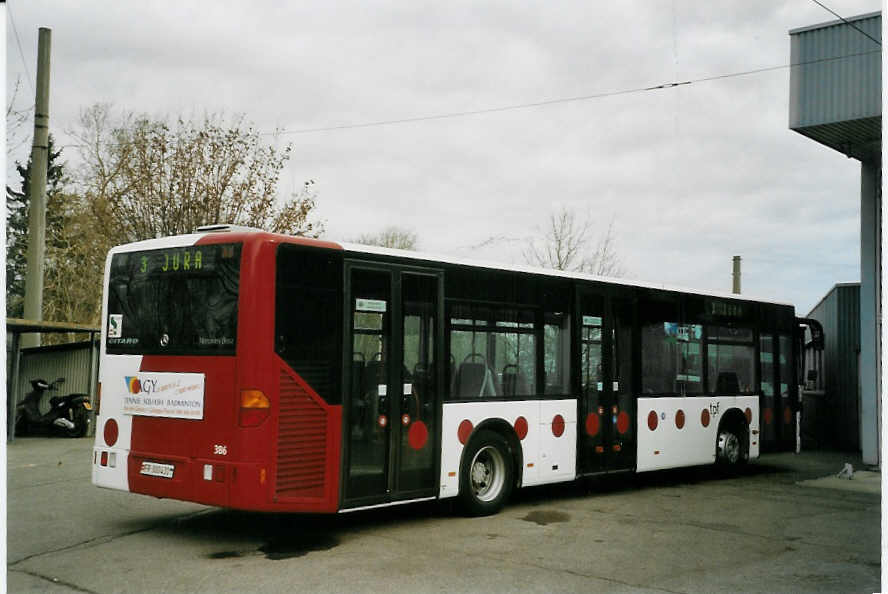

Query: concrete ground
<box><xmin>6</xmin><ymin>437</ymin><xmax>880</xmax><ymax>593</ymax></box>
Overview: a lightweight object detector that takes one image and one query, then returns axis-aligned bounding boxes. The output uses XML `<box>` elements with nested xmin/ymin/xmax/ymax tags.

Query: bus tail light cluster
<box><xmin>96</xmin><ymin>450</ymin><xmax>117</xmax><ymax>468</ymax></box>
<box><xmin>239</xmin><ymin>389</ymin><xmax>270</xmax><ymax>427</ymax></box>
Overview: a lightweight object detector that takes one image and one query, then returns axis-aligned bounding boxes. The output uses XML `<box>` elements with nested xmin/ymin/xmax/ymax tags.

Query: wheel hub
<box><xmin>719</xmin><ymin>432</ymin><xmax>740</xmax><ymax>464</ymax></box>
<box><xmin>469</xmin><ymin>445</ymin><xmax>505</xmax><ymax>502</ymax></box>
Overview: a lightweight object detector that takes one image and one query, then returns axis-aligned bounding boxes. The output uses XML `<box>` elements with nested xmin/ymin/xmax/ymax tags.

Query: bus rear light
<box><xmin>101</xmin><ymin>451</ymin><xmax>108</xmax><ymax>466</ymax></box>
<box><xmin>109</xmin><ymin>453</ymin><xmax>117</xmax><ymax>468</ymax></box>
<box><xmin>239</xmin><ymin>389</ymin><xmax>270</xmax><ymax>427</ymax></box>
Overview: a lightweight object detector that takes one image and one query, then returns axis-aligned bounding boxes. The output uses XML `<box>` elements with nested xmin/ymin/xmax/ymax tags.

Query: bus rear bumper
<box><xmin>126</xmin><ymin>452</ymin><xmax>299</xmax><ymax>511</ymax></box>
<box><xmin>92</xmin><ymin>447</ymin><xmax>130</xmax><ymax>491</ymax></box>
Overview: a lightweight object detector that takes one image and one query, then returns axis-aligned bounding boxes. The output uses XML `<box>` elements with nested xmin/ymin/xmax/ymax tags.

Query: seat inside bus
<box><xmin>501</xmin><ymin>364</ymin><xmax>529</xmax><ymax>397</ymax></box>
<box><xmin>454</xmin><ymin>357</ymin><xmax>499</xmax><ymax>398</ymax></box>
<box><xmin>716</xmin><ymin>371</ymin><xmax>740</xmax><ymax>395</ymax></box>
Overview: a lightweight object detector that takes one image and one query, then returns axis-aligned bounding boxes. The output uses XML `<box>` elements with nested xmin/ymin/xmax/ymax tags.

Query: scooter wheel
<box><xmin>66</xmin><ymin>407</ymin><xmax>89</xmax><ymax>438</ymax></box>
<box><xmin>14</xmin><ymin>415</ymin><xmax>28</xmax><ymax>437</ymax></box>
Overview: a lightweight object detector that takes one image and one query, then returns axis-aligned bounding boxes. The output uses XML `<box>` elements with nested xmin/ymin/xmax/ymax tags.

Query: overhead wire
<box><xmin>7</xmin><ymin>4</ymin><xmax>35</xmax><ymax>95</ymax></box>
<box><xmin>808</xmin><ymin>0</ymin><xmax>881</xmax><ymax>46</ymax></box>
<box><xmin>57</xmin><ymin>46</ymin><xmax>880</xmax><ymax>150</ymax></box>
<box><xmin>266</xmin><ymin>48</ymin><xmax>881</xmax><ymax>136</ymax></box>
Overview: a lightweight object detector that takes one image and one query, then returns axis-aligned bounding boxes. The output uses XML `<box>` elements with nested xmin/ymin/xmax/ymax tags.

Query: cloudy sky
<box><xmin>5</xmin><ymin>1</ymin><xmax>881</xmax><ymax>313</ymax></box>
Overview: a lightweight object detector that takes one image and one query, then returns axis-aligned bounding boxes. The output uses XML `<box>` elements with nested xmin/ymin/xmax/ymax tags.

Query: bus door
<box><xmin>777</xmin><ymin>333</ymin><xmax>796</xmax><ymax>451</ymax></box>
<box><xmin>344</xmin><ymin>265</ymin><xmax>442</xmax><ymax>506</ymax></box>
<box><xmin>578</xmin><ymin>292</ymin><xmax>635</xmax><ymax>475</ymax></box>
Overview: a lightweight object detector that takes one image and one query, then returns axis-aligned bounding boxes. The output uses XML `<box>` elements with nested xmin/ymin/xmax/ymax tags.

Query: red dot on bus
<box><xmin>616</xmin><ymin>411</ymin><xmax>630</xmax><ymax>434</ymax></box>
<box><xmin>745</xmin><ymin>408</ymin><xmax>752</xmax><ymax>424</ymax></box>
<box><xmin>585</xmin><ymin>413</ymin><xmax>600</xmax><ymax>437</ymax></box>
<box><xmin>701</xmin><ymin>409</ymin><xmax>711</xmax><ymax>428</ymax></box>
<box><xmin>647</xmin><ymin>411</ymin><xmax>658</xmax><ymax>431</ymax></box>
<box><xmin>675</xmin><ymin>409</ymin><xmax>685</xmax><ymax>430</ymax></box>
<box><xmin>552</xmin><ymin>414</ymin><xmax>565</xmax><ymax>437</ymax></box>
<box><xmin>514</xmin><ymin>416</ymin><xmax>528</xmax><ymax>440</ymax></box>
<box><xmin>457</xmin><ymin>420</ymin><xmax>473</xmax><ymax>445</ymax></box>
<box><xmin>408</xmin><ymin>421</ymin><xmax>429</xmax><ymax>450</ymax></box>
<box><xmin>784</xmin><ymin>406</ymin><xmax>792</xmax><ymax>424</ymax></box>
<box><xmin>104</xmin><ymin>418</ymin><xmax>119</xmax><ymax>447</ymax></box>
<box><xmin>764</xmin><ymin>408</ymin><xmax>773</xmax><ymax>424</ymax></box>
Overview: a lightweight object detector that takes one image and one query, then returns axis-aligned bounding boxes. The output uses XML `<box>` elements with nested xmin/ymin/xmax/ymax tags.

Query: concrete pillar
<box><xmin>859</xmin><ymin>160</ymin><xmax>880</xmax><ymax>467</ymax></box>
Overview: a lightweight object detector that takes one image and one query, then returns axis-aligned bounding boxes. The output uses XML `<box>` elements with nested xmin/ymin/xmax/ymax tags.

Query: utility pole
<box><xmin>732</xmin><ymin>255</ymin><xmax>741</xmax><ymax>295</ymax></box>
<box><xmin>22</xmin><ymin>27</ymin><xmax>52</xmax><ymax>348</ymax></box>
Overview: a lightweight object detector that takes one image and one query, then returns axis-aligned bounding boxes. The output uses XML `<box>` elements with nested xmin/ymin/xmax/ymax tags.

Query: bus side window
<box><xmin>545</xmin><ymin>312</ymin><xmax>570</xmax><ymax>395</ymax></box>
<box><xmin>446</xmin><ymin>303</ymin><xmax>536</xmax><ymax>399</ymax></box>
<box><xmin>707</xmin><ymin>326</ymin><xmax>755</xmax><ymax>395</ymax></box>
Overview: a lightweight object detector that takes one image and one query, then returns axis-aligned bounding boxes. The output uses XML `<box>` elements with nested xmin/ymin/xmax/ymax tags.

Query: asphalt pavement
<box><xmin>6</xmin><ymin>437</ymin><xmax>881</xmax><ymax>593</ymax></box>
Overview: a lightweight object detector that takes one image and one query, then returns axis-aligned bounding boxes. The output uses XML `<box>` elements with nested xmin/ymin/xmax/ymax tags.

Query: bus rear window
<box><xmin>106</xmin><ymin>243</ymin><xmax>241</xmax><ymax>355</ymax></box>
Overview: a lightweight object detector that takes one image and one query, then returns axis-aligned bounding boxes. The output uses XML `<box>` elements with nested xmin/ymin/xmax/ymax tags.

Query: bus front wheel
<box><xmin>459</xmin><ymin>430</ymin><xmax>514</xmax><ymax>516</ymax></box>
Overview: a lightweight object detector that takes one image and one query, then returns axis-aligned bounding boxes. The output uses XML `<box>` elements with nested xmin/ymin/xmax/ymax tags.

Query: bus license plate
<box><xmin>140</xmin><ymin>461</ymin><xmax>174</xmax><ymax>479</ymax></box>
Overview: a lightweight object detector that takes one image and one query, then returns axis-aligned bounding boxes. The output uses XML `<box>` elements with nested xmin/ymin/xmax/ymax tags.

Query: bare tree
<box><xmin>6</xmin><ymin>76</ymin><xmax>33</xmax><ymax>159</ymax></box>
<box><xmin>523</xmin><ymin>206</ymin><xmax>623</xmax><ymax>276</ymax></box>
<box><xmin>353</xmin><ymin>226</ymin><xmax>418</xmax><ymax>250</ymax></box>
<box><xmin>44</xmin><ymin>104</ymin><xmax>324</xmax><ymax>326</ymax></box>
<box><xmin>71</xmin><ymin>104</ymin><xmax>323</xmax><ymax>247</ymax></box>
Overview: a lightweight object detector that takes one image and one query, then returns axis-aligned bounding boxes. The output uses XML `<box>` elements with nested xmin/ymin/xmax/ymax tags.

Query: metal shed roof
<box><xmin>789</xmin><ymin>12</ymin><xmax>881</xmax><ymax>162</ymax></box>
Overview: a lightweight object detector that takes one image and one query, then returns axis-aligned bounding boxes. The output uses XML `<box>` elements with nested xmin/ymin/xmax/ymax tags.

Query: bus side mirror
<box><xmin>797</xmin><ymin>317</ymin><xmax>824</xmax><ymax>350</ymax></box>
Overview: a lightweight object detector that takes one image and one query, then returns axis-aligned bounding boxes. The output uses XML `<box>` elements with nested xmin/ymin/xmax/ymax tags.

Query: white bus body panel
<box><xmin>636</xmin><ymin>396</ymin><xmax>759</xmax><ymax>472</ymax></box>
<box><xmin>92</xmin><ymin>234</ymin><xmax>206</xmax><ymax>492</ymax></box>
<box><xmin>91</xmin><ymin>355</ymin><xmax>143</xmax><ymax>491</ymax></box>
<box><xmin>438</xmin><ymin>399</ymin><xmax>577</xmax><ymax>499</ymax></box>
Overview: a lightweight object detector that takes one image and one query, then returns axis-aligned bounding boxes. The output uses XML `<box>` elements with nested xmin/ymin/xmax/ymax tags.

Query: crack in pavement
<box><xmin>11</xmin><ymin>568</ymin><xmax>100</xmax><ymax>593</ymax></box>
<box><xmin>368</xmin><ymin>531</ymin><xmax>684</xmax><ymax>593</ymax></box>
<box><xmin>8</xmin><ymin>508</ymin><xmax>214</xmax><ymax>566</ymax></box>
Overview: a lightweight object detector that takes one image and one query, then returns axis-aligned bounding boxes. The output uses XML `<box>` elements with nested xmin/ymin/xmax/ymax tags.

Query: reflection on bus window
<box><xmin>447</xmin><ymin>304</ymin><xmax>537</xmax><ymax>399</ymax></box>
<box><xmin>641</xmin><ymin>322</ymin><xmax>702</xmax><ymax>395</ymax></box>
<box><xmin>545</xmin><ymin>312</ymin><xmax>570</xmax><ymax>395</ymax></box>
<box><xmin>759</xmin><ymin>335</ymin><xmax>775</xmax><ymax>397</ymax></box>
<box><xmin>581</xmin><ymin>315</ymin><xmax>603</xmax><ymax>396</ymax></box>
<box><xmin>707</xmin><ymin>326</ymin><xmax>755</xmax><ymax>395</ymax></box>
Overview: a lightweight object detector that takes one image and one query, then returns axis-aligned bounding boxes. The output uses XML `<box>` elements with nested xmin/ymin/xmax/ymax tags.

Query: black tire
<box><xmin>65</xmin><ymin>406</ymin><xmax>89</xmax><ymax>438</ymax></box>
<box><xmin>459</xmin><ymin>430</ymin><xmax>514</xmax><ymax>516</ymax></box>
<box><xmin>14</xmin><ymin>414</ymin><xmax>28</xmax><ymax>437</ymax></box>
<box><xmin>716</xmin><ymin>424</ymin><xmax>746</xmax><ymax>468</ymax></box>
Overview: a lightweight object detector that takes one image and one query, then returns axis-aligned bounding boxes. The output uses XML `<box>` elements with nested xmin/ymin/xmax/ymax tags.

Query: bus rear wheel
<box><xmin>716</xmin><ymin>426</ymin><xmax>746</xmax><ymax>467</ymax></box>
<box><xmin>459</xmin><ymin>430</ymin><xmax>514</xmax><ymax>516</ymax></box>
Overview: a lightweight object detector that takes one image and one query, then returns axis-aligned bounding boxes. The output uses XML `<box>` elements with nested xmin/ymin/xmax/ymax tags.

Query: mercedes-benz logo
<box><xmin>160</xmin><ymin>333</ymin><xmax>169</xmax><ymax>347</ymax></box>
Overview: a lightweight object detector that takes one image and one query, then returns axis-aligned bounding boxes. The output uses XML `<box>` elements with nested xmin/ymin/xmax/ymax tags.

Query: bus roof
<box><xmin>107</xmin><ymin>230</ymin><xmax>794</xmax><ymax>308</ymax></box>
<box><xmin>336</xmin><ymin>241</ymin><xmax>794</xmax><ymax>308</ymax></box>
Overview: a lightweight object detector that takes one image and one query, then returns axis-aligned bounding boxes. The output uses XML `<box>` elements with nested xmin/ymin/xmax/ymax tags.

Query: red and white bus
<box><xmin>92</xmin><ymin>226</ymin><xmax>809</xmax><ymax>515</ymax></box>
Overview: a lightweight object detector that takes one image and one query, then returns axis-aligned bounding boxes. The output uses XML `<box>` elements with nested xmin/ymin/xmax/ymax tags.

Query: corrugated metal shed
<box><xmin>806</xmin><ymin>283</ymin><xmax>860</xmax><ymax>451</ymax></box>
<box><xmin>789</xmin><ymin>12</ymin><xmax>881</xmax><ymax>162</ymax></box>
<box><xmin>8</xmin><ymin>339</ymin><xmax>99</xmax><ymax>435</ymax></box>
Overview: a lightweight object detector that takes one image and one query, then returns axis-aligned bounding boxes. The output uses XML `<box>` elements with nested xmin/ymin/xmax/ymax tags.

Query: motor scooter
<box><xmin>14</xmin><ymin>377</ymin><xmax>92</xmax><ymax>437</ymax></box>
